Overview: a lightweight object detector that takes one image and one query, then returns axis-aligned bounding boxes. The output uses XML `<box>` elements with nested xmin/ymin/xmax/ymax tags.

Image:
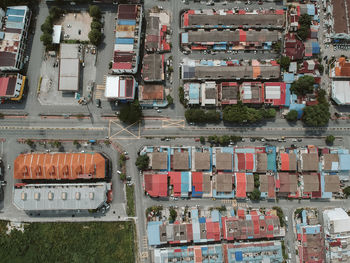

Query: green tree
<box><xmin>343</xmin><ymin>186</ymin><xmax>350</xmax><ymax>198</ymax></box>
<box><xmin>273</xmin><ymin>206</ymin><xmax>285</xmax><ymax>227</ymax></box>
<box><xmin>280</xmin><ymin>56</ymin><xmax>290</xmax><ymax>70</ymax></box>
<box><xmin>297</xmin><ymin>27</ymin><xmax>309</xmax><ymax>41</ymax></box>
<box><xmin>250</xmin><ymin>188</ymin><xmax>261</xmax><ymax>201</ymax></box>
<box><xmin>104</xmin><ymin>140</ymin><xmax>111</xmax><ymax>146</ymax></box>
<box><xmin>40</xmin><ymin>33</ymin><xmax>52</xmax><ymax>46</ymax></box>
<box><xmin>166</xmin><ymin>95</ymin><xmax>174</xmax><ymax>105</ymax></box>
<box><xmin>286</xmin><ymin>110</ymin><xmax>298</xmax><ymax>121</ymax></box>
<box><xmin>25</xmin><ymin>139</ymin><xmax>34</xmax><ymax>147</ymax></box>
<box><xmin>89</xmin><ymin>5</ymin><xmax>101</xmax><ymax>19</ymax></box>
<box><xmin>41</xmin><ymin>21</ymin><xmax>53</xmax><ymax>34</ymax></box>
<box><xmin>273</xmin><ymin>41</ymin><xmax>281</xmax><ymax>53</ymax></box>
<box><xmin>254</xmin><ymin>174</ymin><xmax>260</xmax><ymax>188</ymax></box>
<box><xmin>120</xmin><ymin>173</ymin><xmax>126</xmax><ymax>181</ymax></box>
<box><xmin>325</xmin><ymin>135</ymin><xmax>335</xmax><ymax>145</ymax></box>
<box><xmin>262</xmin><ymin>108</ymin><xmax>276</xmax><ymax>119</ymax></box>
<box><xmin>88</xmin><ymin>29</ymin><xmax>102</xmax><ymax>46</ymax></box>
<box><xmin>73</xmin><ymin>140</ymin><xmax>80</xmax><ymax>147</ymax></box>
<box><xmin>49</xmin><ymin>6</ymin><xmax>63</xmax><ymax>20</ymax></box>
<box><xmin>223</xmin><ymin>103</ymin><xmax>270</xmax><ymax>124</ymax></box>
<box><xmin>200</xmin><ymin>136</ymin><xmax>205</xmax><ymax>144</ymax></box>
<box><xmin>169</xmin><ymin>207</ymin><xmax>177</xmax><ymax>223</ymax></box>
<box><xmin>302</xmin><ymin>103</ymin><xmax>330</xmax><ymax>126</ymax></box>
<box><xmin>219</xmin><ymin>135</ymin><xmax>230</xmax><ymax>146</ymax></box>
<box><xmin>291</xmin><ymin>75</ymin><xmax>315</xmax><ymax>96</ymax></box>
<box><xmin>135</xmin><ymin>155</ymin><xmax>149</xmax><ymax>171</ymax></box>
<box><xmin>51</xmin><ymin>141</ymin><xmax>61</xmax><ymax>148</ymax></box>
<box><xmin>90</xmin><ymin>21</ymin><xmax>102</xmax><ymax>31</ymax></box>
<box><xmin>179</xmin><ymin>86</ymin><xmax>187</xmax><ymax>106</ymax></box>
<box><xmin>119</xmin><ymin>100</ymin><xmax>142</xmax><ymax>124</ymax></box>
<box><xmin>185</xmin><ymin>108</ymin><xmax>206</xmax><ymax>123</ymax></box>
<box><xmin>318</xmin><ymin>64</ymin><xmax>324</xmax><ymax>75</ymax></box>
<box><xmin>205</xmin><ymin>110</ymin><xmax>220</xmax><ymax>123</ymax></box>
<box><xmin>299</xmin><ymin>14</ymin><xmax>312</xmax><ymax>28</ymax></box>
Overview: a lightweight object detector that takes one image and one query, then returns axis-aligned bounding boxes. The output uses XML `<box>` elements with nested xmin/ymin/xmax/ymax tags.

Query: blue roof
<box><xmin>305</xmin><ymin>225</ymin><xmax>321</xmax><ymax>234</ymax></box>
<box><xmin>5</xmin><ymin>21</ymin><xmax>24</xmax><ymax>29</ymax></box>
<box><xmin>285</xmin><ymin>84</ymin><xmax>291</xmax><ymax>107</ymax></box>
<box><xmin>118</xmin><ymin>20</ymin><xmax>136</xmax><ymax>25</ymax></box>
<box><xmin>235</xmin><ymin>251</ymin><xmax>243</xmax><ymax>261</ymax></box>
<box><xmin>211</xmin><ymin>210</ymin><xmax>220</xmax><ymax>222</ymax></box>
<box><xmin>283</xmin><ymin>73</ymin><xmax>295</xmax><ymax>84</ymax></box>
<box><xmin>199</xmin><ymin>217</ymin><xmax>206</xmax><ymax>223</ymax></box>
<box><xmin>147</xmin><ymin>221</ymin><xmax>162</xmax><ymax>246</ymax></box>
<box><xmin>0</xmin><ymin>32</ymin><xmax>4</xmax><ymax>40</ymax></box>
<box><xmin>6</xmin><ymin>8</ymin><xmax>25</xmax><ymax>16</ymax></box>
<box><xmin>340</xmin><ymin>154</ymin><xmax>350</xmax><ymax>170</ymax></box>
<box><xmin>7</xmin><ymin>15</ymin><xmax>24</xmax><ymax>22</ymax></box>
<box><xmin>307</xmin><ymin>4</ymin><xmax>315</xmax><ymax>15</ymax></box>
<box><xmin>266</xmin><ymin>146</ymin><xmax>277</xmax><ymax>171</ymax></box>
<box><xmin>115</xmin><ymin>38</ymin><xmax>134</xmax><ymax>44</ymax></box>
<box><xmin>181</xmin><ymin>171</ymin><xmax>190</xmax><ymax>194</ymax></box>
<box><xmin>181</xmin><ymin>33</ymin><xmax>188</xmax><ymax>44</ymax></box>
<box><xmin>189</xmin><ymin>84</ymin><xmax>200</xmax><ymax>100</ymax></box>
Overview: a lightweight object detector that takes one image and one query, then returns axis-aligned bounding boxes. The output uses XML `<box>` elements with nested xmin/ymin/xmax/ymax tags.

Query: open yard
<box><xmin>57</xmin><ymin>12</ymin><xmax>92</xmax><ymax>41</ymax></box>
<box><xmin>0</xmin><ymin>220</ymin><xmax>136</xmax><ymax>263</ymax></box>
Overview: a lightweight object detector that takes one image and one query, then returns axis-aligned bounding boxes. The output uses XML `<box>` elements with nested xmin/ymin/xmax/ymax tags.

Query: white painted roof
<box><xmin>13</xmin><ymin>183</ymin><xmax>110</xmax><ymax>211</ymax></box>
<box><xmin>105</xmin><ymin>76</ymin><xmax>120</xmax><ymax>98</ymax></box>
<box><xmin>52</xmin><ymin>25</ymin><xmax>61</xmax><ymax>44</ymax></box>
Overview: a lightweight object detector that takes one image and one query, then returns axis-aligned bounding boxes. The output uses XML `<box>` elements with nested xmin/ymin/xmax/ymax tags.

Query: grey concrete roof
<box><xmin>13</xmin><ymin>183</ymin><xmax>110</xmax><ymax>211</ymax></box>
<box><xmin>186</xmin><ymin>14</ymin><xmax>284</xmax><ymax>28</ymax></box>
<box><xmin>143</xmin><ymin>53</ymin><xmax>164</xmax><ymax>82</ymax></box>
<box><xmin>183</xmin><ymin>64</ymin><xmax>280</xmax><ymax>80</ymax></box>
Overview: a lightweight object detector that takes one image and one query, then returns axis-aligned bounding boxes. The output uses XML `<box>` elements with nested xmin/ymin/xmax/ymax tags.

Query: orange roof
<box><xmin>141</xmin><ymin>84</ymin><xmax>164</xmax><ymax>100</ymax></box>
<box><xmin>14</xmin><ymin>152</ymin><xmax>106</xmax><ymax>180</ymax></box>
<box><xmin>335</xmin><ymin>57</ymin><xmax>350</xmax><ymax>77</ymax></box>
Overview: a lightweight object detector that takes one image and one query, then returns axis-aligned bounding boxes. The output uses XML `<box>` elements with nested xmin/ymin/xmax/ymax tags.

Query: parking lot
<box><xmin>38</xmin><ymin>44</ymin><xmax>97</xmax><ymax>106</ymax></box>
<box><xmin>57</xmin><ymin>12</ymin><xmax>92</xmax><ymax>42</ymax></box>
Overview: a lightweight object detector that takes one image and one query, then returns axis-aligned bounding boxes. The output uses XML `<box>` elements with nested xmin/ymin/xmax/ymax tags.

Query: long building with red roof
<box><xmin>14</xmin><ymin>152</ymin><xmax>108</xmax><ymax>180</ymax></box>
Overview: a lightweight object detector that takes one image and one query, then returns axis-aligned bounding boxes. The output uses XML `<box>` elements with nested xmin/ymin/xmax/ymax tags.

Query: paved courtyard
<box><xmin>57</xmin><ymin>12</ymin><xmax>92</xmax><ymax>41</ymax></box>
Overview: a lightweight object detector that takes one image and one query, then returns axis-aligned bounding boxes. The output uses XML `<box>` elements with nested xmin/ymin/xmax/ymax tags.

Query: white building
<box><xmin>323</xmin><ymin>208</ymin><xmax>350</xmax><ymax>262</ymax></box>
<box><xmin>59</xmin><ymin>43</ymin><xmax>80</xmax><ymax>92</ymax></box>
<box><xmin>105</xmin><ymin>75</ymin><xmax>137</xmax><ymax>101</ymax></box>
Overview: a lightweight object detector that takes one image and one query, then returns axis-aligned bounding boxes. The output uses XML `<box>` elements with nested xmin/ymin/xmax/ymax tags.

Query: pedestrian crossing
<box><xmin>94</xmin><ymin>84</ymin><xmax>105</xmax><ymax>100</ymax></box>
<box><xmin>220</xmin><ymin>199</ymin><xmax>248</xmax><ymax>208</ymax></box>
<box><xmin>140</xmin><ymin>235</ymin><xmax>149</xmax><ymax>262</ymax></box>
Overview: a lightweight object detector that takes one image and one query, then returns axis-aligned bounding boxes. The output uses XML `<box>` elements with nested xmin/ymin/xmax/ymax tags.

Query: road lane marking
<box><xmin>0</xmin><ymin>126</ymin><xmax>105</xmax><ymax>131</ymax></box>
<box><xmin>108</xmin><ymin>120</ymin><xmax>140</xmax><ymax>139</ymax></box>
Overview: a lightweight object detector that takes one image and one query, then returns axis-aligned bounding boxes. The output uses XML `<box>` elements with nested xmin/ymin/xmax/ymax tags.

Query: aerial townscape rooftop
<box><xmin>0</xmin><ymin>0</ymin><xmax>350</xmax><ymax>262</ymax></box>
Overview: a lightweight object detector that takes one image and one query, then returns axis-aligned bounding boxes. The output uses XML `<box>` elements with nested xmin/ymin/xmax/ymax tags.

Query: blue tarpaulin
<box><xmin>118</xmin><ymin>20</ymin><xmax>136</xmax><ymax>25</ymax></box>
<box><xmin>115</xmin><ymin>38</ymin><xmax>134</xmax><ymax>44</ymax></box>
<box><xmin>7</xmin><ymin>16</ymin><xmax>23</xmax><ymax>22</ymax></box>
<box><xmin>235</xmin><ymin>251</ymin><xmax>243</xmax><ymax>261</ymax></box>
<box><xmin>6</xmin><ymin>8</ymin><xmax>25</xmax><ymax>16</ymax></box>
<box><xmin>181</xmin><ymin>33</ymin><xmax>188</xmax><ymax>44</ymax></box>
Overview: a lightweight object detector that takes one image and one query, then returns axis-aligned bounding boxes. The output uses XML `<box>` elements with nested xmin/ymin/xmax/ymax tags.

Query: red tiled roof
<box><xmin>169</xmin><ymin>171</ymin><xmax>182</xmax><ymax>196</ymax></box>
<box><xmin>144</xmin><ymin>173</ymin><xmax>168</xmax><ymax>197</ymax></box>
<box><xmin>236</xmin><ymin>173</ymin><xmax>247</xmax><ymax>198</ymax></box>
<box><xmin>237</xmin><ymin>153</ymin><xmax>245</xmax><ymax>171</ymax></box>
<box><xmin>192</xmin><ymin>172</ymin><xmax>203</xmax><ymax>192</ymax></box>
<box><xmin>246</xmin><ymin>153</ymin><xmax>254</xmax><ymax>170</ymax></box>
<box><xmin>280</xmin><ymin>153</ymin><xmax>289</xmax><ymax>171</ymax></box>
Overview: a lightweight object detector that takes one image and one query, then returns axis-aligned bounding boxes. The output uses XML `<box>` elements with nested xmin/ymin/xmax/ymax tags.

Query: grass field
<box><xmin>126</xmin><ymin>185</ymin><xmax>135</xmax><ymax>217</ymax></box>
<box><xmin>0</xmin><ymin>220</ymin><xmax>135</xmax><ymax>263</ymax></box>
